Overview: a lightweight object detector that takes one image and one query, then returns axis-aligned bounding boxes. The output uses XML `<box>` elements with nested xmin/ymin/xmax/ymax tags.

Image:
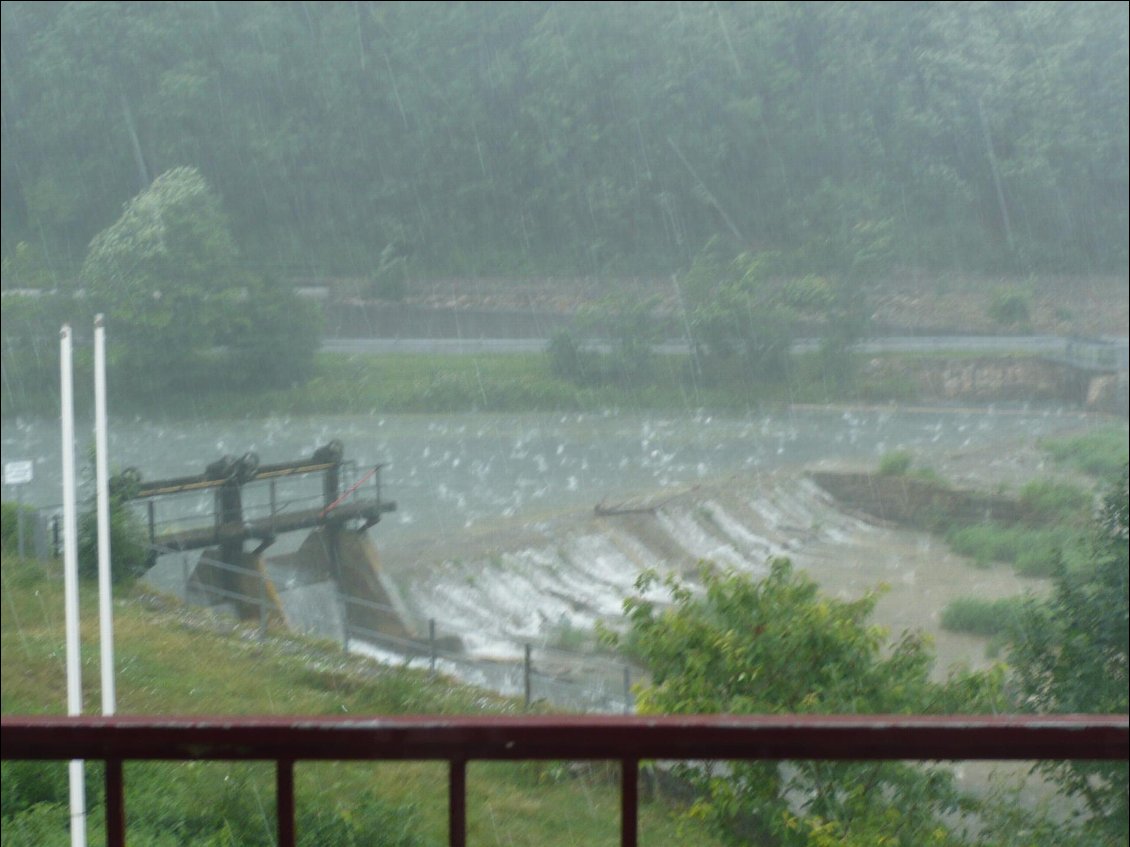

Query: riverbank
<box><xmin>5</xmin><ymin>346</ymin><xmax>1111</xmax><ymax>422</ymax></box>
<box><xmin>0</xmin><ymin>348</ymin><xmax>879</xmax><ymax>419</ymax></box>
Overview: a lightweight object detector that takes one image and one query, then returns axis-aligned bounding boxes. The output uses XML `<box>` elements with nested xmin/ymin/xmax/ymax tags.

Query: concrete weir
<box><xmin>269</xmin><ymin>528</ymin><xmax>416</xmax><ymax>643</ymax></box>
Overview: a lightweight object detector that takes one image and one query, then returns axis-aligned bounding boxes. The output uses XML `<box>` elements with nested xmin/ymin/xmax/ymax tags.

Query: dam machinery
<box><xmin>112</xmin><ymin>440</ymin><xmax>411</xmax><ymax>644</ymax></box>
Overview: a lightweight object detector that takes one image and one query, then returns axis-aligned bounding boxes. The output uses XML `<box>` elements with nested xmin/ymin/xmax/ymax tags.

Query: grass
<box><xmin>0</xmin><ymin>502</ymin><xmax>36</xmax><ymax>550</ymax></box>
<box><xmin>1039</xmin><ymin>426</ymin><xmax>1129</xmax><ymax>482</ymax></box>
<box><xmin>0</xmin><ymin>553</ymin><xmax>721</xmax><ymax>847</ymax></box>
<box><xmin>940</xmin><ymin>596</ymin><xmax>1027</xmax><ymax>638</ymax></box>
<box><xmin>866</xmin><ymin>453</ymin><xmax>1097</xmax><ymax>579</ymax></box>
<box><xmin>869</xmin><ymin>446</ymin><xmax>1103</xmax><ymax>577</ymax></box>
<box><xmin>3</xmin><ymin>348</ymin><xmax>925</xmax><ymax>422</ymax></box>
<box><xmin>11</xmin><ymin>342</ymin><xmax>1094</xmax><ymax>422</ymax></box>
<box><xmin>938</xmin><ymin>477</ymin><xmax>1093</xmax><ymax>577</ymax></box>
<box><xmin>237</xmin><ymin>350</ymin><xmax>899</xmax><ymax>416</ymax></box>
<box><xmin>878</xmin><ymin>449</ymin><xmax>913</xmax><ymax>476</ymax></box>
<box><xmin>1016</xmin><ymin>479</ymin><xmax>1092</xmax><ymax>525</ymax></box>
<box><xmin>944</xmin><ymin>523</ymin><xmax>1082</xmax><ymax>576</ymax></box>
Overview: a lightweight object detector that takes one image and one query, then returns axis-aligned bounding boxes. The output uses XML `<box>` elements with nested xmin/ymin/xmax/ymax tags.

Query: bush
<box><xmin>909</xmin><ymin>466</ymin><xmax>948</xmax><ymax>486</ymax></box>
<box><xmin>946</xmin><ymin>523</ymin><xmax>1080</xmax><ymax>576</ymax></box>
<box><xmin>1014</xmin><ymin>529</ymin><xmax>1081</xmax><ymax>578</ymax></box>
<box><xmin>1007</xmin><ymin>464</ymin><xmax>1128</xmax><ymax>836</ymax></box>
<box><xmin>0</xmin><ymin>502</ymin><xmax>37</xmax><ymax>552</ymax></box>
<box><xmin>0</xmin><ymin>292</ymin><xmax>93</xmax><ymax>415</ymax></box>
<box><xmin>370</xmin><ymin>267</ymin><xmax>407</xmax><ymax>301</ymax></box>
<box><xmin>1018</xmin><ymin>479</ymin><xmax>1091</xmax><ymax>525</ymax></box>
<box><xmin>940</xmin><ymin>596</ymin><xmax>1025</xmax><ymax>637</ymax></box>
<box><xmin>946</xmin><ymin>524</ymin><xmax>1019</xmax><ymax>567</ymax></box>
<box><xmin>987</xmin><ymin>287</ymin><xmax>1031</xmax><ymax>327</ymax></box>
<box><xmin>615</xmin><ymin>560</ymin><xmax>1004</xmax><ymax>843</ymax></box>
<box><xmin>220</xmin><ymin>274</ymin><xmax>322</xmax><ymax>390</ymax></box>
<box><xmin>878</xmin><ymin>449</ymin><xmax>913</xmax><ymax>476</ymax></box>
<box><xmin>546</xmin><ymin>331</ymin><xmax>591</xmax><ymax>383</ymax></box>
<box><xmin>77</xmin><ymin>500</ymin><xmax>149</xmax><ymax>584</ymax></box>
<box><xmin>1040</xmin><ymin>427</ymin><xmax>1129</xmax><ymax>482</ymax></box>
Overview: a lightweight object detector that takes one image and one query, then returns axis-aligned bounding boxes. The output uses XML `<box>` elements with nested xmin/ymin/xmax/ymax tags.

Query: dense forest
<box><xmin>2</xmin><ymin>1</ymin><xmax>1127</xmax><ymax>285</ymax></box>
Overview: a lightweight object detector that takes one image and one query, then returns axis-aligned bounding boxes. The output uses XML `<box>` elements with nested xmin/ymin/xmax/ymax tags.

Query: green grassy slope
<box><xmin>1</xmin><ymin>556</ymin><xmax>717</xmax><ymax>846</ymax></box>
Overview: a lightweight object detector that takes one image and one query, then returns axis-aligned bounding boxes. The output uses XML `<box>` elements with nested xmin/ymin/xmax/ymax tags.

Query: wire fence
<box><xmin>340</xmin><ymin>592</ymin><xmax>636</xmax><ymax>714</ymax></box>
<box><xmin>28</xmin><ymin>507</ymin><xmax>637</xmax><ymax>715</ymax></box>
<box><xmin>171</xmin><ymin>547</ymin><xmax>637</xmax><ymax>714</ymax></box>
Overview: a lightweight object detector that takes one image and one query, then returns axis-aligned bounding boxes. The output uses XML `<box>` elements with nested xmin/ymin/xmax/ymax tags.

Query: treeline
<box><xmin>1</xmin><ymin>1</ymin><xmax>1127</xmax><ymax>284</ymax></box>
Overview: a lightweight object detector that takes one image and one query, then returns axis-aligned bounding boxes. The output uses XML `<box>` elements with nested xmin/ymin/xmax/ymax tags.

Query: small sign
<box><xmin>3</xmin><ymin>460</ymin><xmax>33</xmax><ymax>486</ymax></box>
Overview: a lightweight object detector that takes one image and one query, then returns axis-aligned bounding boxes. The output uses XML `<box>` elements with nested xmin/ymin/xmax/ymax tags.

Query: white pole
<box><xmin>94</xmin><ymin>314</ymin><xmax>116</xmax><ymax>716</ymax></box>
<box><xmin>60</xmin><ymin>324</ymin><xmax>88</xmax><ymax>847</ymax></box>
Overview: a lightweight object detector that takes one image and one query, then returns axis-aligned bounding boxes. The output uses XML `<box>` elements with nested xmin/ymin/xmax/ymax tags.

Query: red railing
<box><xmin>3</xmin><ymin>714</ymin><xmax>1126</xmax><ymax>847</ymax></box>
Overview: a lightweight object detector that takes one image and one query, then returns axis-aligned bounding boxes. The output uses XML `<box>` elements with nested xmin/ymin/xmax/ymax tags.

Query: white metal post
<box><xmin>60</xmin><ymin>324</ymin><xmax>88</xmax><ymax>847</ymax></box>
<box><xmin>94</xmin><ymin>315</ymin><xmax>116</xmax><ymax>716</ymax></box>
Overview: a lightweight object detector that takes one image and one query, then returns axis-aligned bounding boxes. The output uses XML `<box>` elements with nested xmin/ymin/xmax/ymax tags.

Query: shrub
<box><xmin>946</xmin><ymin>524</ymin><xmax>1018</xmax><ymax>567</ymax></box>
<box><xmin>878</xmin><ymin>450</ymin><xmax>913</xmax><ymax>476</ymax></box>
<box><xmin>940</xmin><ymin>596</ymin><xmax>1025</xmax><ymax>637</ymax></box>
<box><xmin>1018</xmin><ymin>479</ymin><xmax>1091</xmax><ymax>525</ymax></box>
<box><xmin>615</xmin><ymin>560</ymin><xmax>1004</xmax><ymax>843</ymax></box>
<box><xmin>1040</xmin><ymin>427</ymin><xmax>1129</xmax><ymax>481</ymax></box>
<box><xmin>370</xmin><ymin>267</ymin><xmax>407</xmax><ymax>301</ymax></box>
<box><xmin>946</xmin><ymin>523</ymin><xmax>1081</xmax><ymax>576</ymax></box>
<box><xmin>546</xmin><ymin>331</ymin><xmax>591</xmax><ymax>383</ymax></box>
<box><xmin>77</xmin><ymin>499</ymin><xmax>149</xmax><ymax>584</ymax></box>
<box><xmin>1</xmin><ymin>502</ymin><xmax>37</xmax><ymax>552</ymax></box>
<box><xmin>1008</xmin><ymin>464</ymin><xmax>1128</xmax><ymax>836</ymax></box>
<box><xmin>987</xmin><ymin>287</ymin><xmax>1031</xmax><ymax>327</ymax></box>
<box><xmin>1013</xmin><ymin>528</ymin><xmax>1083</xmax><ymax>578</ymax></box>
<box><xmin>909</xmin><ymin>466</ymin><xmax>947</xmax><ymax>486</ymax></box>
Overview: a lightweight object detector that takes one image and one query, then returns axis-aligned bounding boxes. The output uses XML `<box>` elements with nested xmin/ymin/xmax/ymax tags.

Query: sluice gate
<box><xmin>115</xmin><ymin>441</ymin><xmax>407</xmax><ymax>640</ymax></box>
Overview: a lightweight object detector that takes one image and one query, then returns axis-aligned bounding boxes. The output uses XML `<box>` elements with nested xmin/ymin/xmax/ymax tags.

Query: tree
<box><xmin>216</xmin><ymin>272</ymin><xmax>322</xmax><ymax>390</ymax></box>
<box><xmin>81</xmin><ymin>167</ymin><xmax>319</xmax><ymax>391</ymax></box>
<box><xmin>613</xmin><ymin>560</ymin><xmax>1004</xmax><ymax>845</ymax></box>
<box><xmin>5</xmin><ymin>2</ymin><xmax>1125</xmax><ymax>278</ymax></box>
<box><xmin>680</xmin><ymin>240</ymin><xmax>821</xmax><ymax>383</ymax></box>
<box><xmin>1009</xmin><ymin>464</ymin><xmax>1129</xmax><ymax>840</ymax></box>
<box><xmin>81</xmin><ymin>167</ymin><xmax>243</xmax><ymax>386</ymax></box>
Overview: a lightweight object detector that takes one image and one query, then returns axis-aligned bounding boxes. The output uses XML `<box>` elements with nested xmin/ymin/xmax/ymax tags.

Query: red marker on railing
<box><xmin>319</xmin><ymin>465</ymin><xmax>381</xmax><ymax>518</ymax></box>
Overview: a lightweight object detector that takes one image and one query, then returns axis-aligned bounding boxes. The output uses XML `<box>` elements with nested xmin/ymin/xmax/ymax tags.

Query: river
<box><xmin>1</xmin><ymin>403</ymin><xmax>1103</xmax><ymax>541</ymax></box>
<box><xmin>2</xmin><ymin>404</ymin><xmax>1119</xmax><ymax>708</ymax></box>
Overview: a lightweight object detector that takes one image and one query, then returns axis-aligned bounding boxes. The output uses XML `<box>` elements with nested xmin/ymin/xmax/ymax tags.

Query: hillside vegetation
<box><xmin>2</xmin><ymin>2</ymin><xmax>1126</xmax><ymax>282</ymax></box>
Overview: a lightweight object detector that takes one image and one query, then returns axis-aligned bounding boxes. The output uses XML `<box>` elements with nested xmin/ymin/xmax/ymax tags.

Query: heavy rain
<box><xmin>2</xmin><ymin>3</ymin><xmax>1127</xmax><ymax>845</ymax></box>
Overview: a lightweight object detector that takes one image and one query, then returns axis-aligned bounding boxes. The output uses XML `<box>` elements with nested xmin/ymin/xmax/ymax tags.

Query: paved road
<box><xmin>323</xmin><ymin>335</ymin><xmax>1078</xmax><ymax>356</ymax></box>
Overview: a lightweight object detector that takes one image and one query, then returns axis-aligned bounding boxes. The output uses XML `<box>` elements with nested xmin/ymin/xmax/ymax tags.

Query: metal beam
<box><xmin>4</xmin><ymin>714</ymin><xmax>1126</xmax><ymax>763</ymax></box>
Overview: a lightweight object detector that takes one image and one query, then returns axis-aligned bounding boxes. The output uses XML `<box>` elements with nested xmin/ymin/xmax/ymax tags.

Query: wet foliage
<box><xmin>615</xmin><ymin>560</ymin><xmax>1008</xmax><ymax>845</ymax></box>
<box><xmin>1009</xmin><ymin>465</ymin><xmax>1129</xmax><ymax>839</ymax></box>
<box><xmin>1</xmin><ymin>2</ymin><xmax>1126</xmax><ymax>280</ymax></box>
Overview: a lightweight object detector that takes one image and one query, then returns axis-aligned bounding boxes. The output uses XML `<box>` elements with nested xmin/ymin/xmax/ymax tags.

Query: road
<box><xmin>322</xmin><ymin>335</ymin><xmax>1077</xmax><ymax>356</ymax></box>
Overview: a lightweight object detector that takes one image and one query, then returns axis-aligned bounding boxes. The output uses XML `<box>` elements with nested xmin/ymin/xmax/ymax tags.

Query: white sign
<box><xmin>3</xmin><ymin>460</ymin><xmax>33</xmax><ymax>486</ymax></box>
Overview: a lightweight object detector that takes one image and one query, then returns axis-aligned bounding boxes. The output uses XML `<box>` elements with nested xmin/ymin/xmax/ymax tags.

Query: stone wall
<box><xmin>1086</xmin><ymin>372</ymin><xmax>1130</xmax><ymax>416</ymax></box>
<box><xmin>863</xmin><ymin>355</ymin><xmax>1128</xmax><ymax>413</ymax></box>
<box><xmin>863</xmin><ymin>356</ymin><xmax>1077</xmax><ymax>404</ymax></box>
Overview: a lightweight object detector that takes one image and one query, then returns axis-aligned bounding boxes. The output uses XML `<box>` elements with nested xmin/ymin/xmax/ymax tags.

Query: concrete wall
<box><xmin>807</xmin><ymin>471</ymin><xmax>1023</xmax><ymax>530</ymax></box>
<box><xmin>863</xmin><ymin>355</ymin><xmax>1128</xmax><ymax>413</ymax></box>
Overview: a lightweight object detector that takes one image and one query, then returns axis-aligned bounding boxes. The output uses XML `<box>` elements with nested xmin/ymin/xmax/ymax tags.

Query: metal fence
<box><xmin>53</xmin><ymin>529</ymin><xmax>641</xmax><ymax>714</ymax></box>
<box><xmin>341</xmin><ymin>592</ymin><xmax>636</xmax><ymax>713</ymax></box>
<box><xmin>23</xmin><ymin>483</ymin><xmax>635</xmax><ymax>714</ymax></box>
<box><xmin>4</xmin><ymin>713</ymin><xmax>1126</xmax><ymax>847</ymax></box>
